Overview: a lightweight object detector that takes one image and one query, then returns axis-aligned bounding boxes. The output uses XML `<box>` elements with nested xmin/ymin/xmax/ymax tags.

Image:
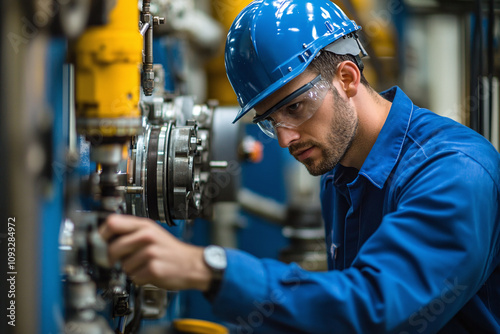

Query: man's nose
<box><xmin>276</xmin><ymin>126</ymin><xmax>300</xmax><ymax>148</ymax></box>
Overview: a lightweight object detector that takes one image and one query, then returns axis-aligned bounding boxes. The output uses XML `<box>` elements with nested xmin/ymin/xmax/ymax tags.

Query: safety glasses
<box><xmin>252</xmin><ymin>75</ymin><xmax>330</xmax><ymax>139</ymax></box>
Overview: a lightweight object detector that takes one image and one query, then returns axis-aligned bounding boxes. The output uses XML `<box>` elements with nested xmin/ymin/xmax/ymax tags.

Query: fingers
<box><xmin>121</xmin><ymin>245</ymin><xmax>159</xmax><ymax>278</ymax></box>
<box><xmin>129</xmin><ymin>263</ymin><xmax>156</xmax><ymax>287</ymax></box>
<box><xmin>128</xmin><ymin>259</ymin><xmax>182</xmax><ymax>289</ymax></box>
<box><xmin>97</xmin><ymin>214</ymin><xmax>205</xmax><ymax>290</ymax></box>
<box><xmin>100</xmin><ymin>214</ymin><xmax>154</xmax><ymax>242</ymax></box>
<box><xmin>107</xmin><ymin>227</ymin><xmax>157</xmax><ymax>264</ymax></box>
<box><xmin>100</xmin><ymin>214</ymin><xmax>180</xmax><ymax>265</ymax></box>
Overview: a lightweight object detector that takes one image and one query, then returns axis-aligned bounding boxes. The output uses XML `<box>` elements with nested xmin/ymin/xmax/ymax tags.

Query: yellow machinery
<box><xmin>73</xmin><ymin>0</ymin><xmax>142</xmax><ymax>139</ymax></box>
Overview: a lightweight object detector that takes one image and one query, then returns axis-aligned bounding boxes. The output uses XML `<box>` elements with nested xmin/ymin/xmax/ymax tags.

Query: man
<box><xmin>100</xmin><ymin>0</ymin><xmax>500</xmax><ymax>332</ymax></box>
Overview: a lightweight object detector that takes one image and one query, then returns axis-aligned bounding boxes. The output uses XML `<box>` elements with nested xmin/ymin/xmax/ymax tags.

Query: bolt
<box><xmin>153</xmin><ymin>16</ymin><xmax>165</xmax><ymax>25</ymax></box>
<box><xmin>189</xmin><ymin>137</ymin><xmax>198</xmax><ymax>153</ymax></box>
<box><xmin>143</xmin><ymin>72</ymin><xmax>155</xmax><ymax>96</ymax></box>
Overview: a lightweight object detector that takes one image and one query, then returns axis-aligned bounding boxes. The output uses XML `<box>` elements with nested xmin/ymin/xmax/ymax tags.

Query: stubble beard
<box><xmin>297</xmin><ymin>88</ymin><xmax>358</xmax><ymax>176</ymax></box>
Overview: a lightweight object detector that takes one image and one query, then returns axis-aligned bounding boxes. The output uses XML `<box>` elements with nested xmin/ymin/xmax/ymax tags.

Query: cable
<box><xmin>116</xmin><ymin>316</ymin><xmax>124</xmax><ymax>334</ymax></box>
<box><xmin>487</xmin><ymin>0</ymin><xmax>494</xmax><ymax>141</ymax></box>
<box><xmin>470</xmin><ymin>0</ymin><xmax>484</xmax><ymax>134</ymax></box>
<box><xmin>124</xmin><ymin>286</ymin><xmax>143</xmax><ymax>334</ymax></box>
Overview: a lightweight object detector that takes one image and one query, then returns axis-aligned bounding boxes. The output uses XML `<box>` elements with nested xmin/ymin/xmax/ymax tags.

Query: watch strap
<box><xmin>202</xmin><ymin>245</ymin><xmax>226</xmax><ymax>302</ymax></box>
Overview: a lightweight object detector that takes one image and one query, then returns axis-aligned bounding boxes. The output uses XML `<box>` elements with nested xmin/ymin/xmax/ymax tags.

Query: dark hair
<box><xmin>308</xmin><ymin>51</ymin><xmax>370</xmax><ymax>87</ymax></box>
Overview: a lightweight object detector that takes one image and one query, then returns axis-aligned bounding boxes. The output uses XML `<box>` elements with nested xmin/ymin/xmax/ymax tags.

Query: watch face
<box><xmin>205</xmin><ymin>245</ymin><xmax>227</xmax><ymax>271</ymax></box>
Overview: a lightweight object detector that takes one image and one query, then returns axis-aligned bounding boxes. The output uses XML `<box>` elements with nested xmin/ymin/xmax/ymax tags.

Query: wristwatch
<box><xmin>203</xmin><ymin>245</ymin><xmax>227</xmax><ymax>301</ymax></box>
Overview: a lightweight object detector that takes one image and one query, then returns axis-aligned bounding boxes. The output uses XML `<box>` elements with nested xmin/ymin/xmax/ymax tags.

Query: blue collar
<box><xmin>325</xmin><ymin>86</ymin><xmax>415</xmax><ymax>189</ymax></box>
<box><xmin>358</xmin><ymin>86</ymin><xmax>415</xmax><ymax>188</ymax></box>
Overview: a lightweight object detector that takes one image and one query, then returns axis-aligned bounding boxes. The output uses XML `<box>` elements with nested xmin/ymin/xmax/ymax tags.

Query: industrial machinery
<box><xmin>58</xmin><ymin>1</ymin><xmax>236</xmax><ymax>332</ymax></box>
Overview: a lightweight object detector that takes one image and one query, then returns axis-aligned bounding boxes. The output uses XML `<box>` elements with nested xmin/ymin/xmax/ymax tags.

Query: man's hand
<box><xmin>99</xmin><ymin>214</ymin><xmax>212</xmax><ymax>291</ymax></box>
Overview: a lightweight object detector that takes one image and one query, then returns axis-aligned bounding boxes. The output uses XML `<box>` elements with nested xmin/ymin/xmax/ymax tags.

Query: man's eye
<box><xmin>286</xmin><ymin>102</ymin><xmax>301</xmax><ymax>113</ymax></box>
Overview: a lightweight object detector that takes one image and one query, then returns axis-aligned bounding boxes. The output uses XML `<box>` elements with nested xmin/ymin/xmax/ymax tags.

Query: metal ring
<box><xmin>156</xmin><ymin>126</ymin><xmax>167</xmax><ymax>223</ymax></box>
<box><xmin>146</xmin><ymin>127</ymin><xmax>161</xmax><ymax>221</ymax></box>
<box><xmin>141</xmin><ymin>125</ymin><xmax>151</xmax><ymax>218</ymax></box>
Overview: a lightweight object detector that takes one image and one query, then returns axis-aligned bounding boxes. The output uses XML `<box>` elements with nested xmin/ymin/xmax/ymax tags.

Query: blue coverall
<box><xmin>211</xmin><ymin>87</ymin><xmax>500</xmax><ymax>333</ymax></box>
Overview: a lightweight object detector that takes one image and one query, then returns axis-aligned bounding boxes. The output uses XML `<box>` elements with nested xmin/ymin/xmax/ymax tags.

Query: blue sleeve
<box><xmin>211</xmin><ymin>152</ymin><xmax>500</xmax><ymax>333</ymax></box>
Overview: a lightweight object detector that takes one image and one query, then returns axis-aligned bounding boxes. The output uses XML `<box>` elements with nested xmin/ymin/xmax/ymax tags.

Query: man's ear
<box><xmin>335</xmin><ymin>60</ymin><xmax>361</xmax><ymax>98</ymax></box>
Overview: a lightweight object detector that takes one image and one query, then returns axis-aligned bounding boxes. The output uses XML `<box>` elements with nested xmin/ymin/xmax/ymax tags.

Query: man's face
<box><xmin>255</xmin><ymin>72</ymin><xmax>358</xmax><ymax>176</ymax></box>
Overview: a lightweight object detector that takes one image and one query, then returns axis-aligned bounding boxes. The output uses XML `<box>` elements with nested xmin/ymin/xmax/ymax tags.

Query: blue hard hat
<box><xmin>225</xmin><ymin>0</ymin><xmax>362</xmax><ymax>123</ymax></box>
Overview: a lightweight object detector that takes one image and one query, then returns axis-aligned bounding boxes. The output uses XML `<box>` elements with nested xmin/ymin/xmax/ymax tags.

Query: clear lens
<box><xmin>257</xmin><ymin>120</ymin><xmax>278</xmax><ymax>139</ymax></box>
<box><xmin>255</xmin><ymin>79</ymin><xmax>330</xmax><ymax>139</ymax></box>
